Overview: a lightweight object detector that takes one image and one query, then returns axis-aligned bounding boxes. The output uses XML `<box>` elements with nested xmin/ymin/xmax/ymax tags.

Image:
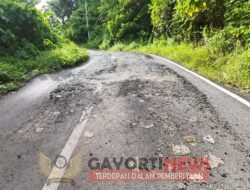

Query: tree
<box><xmin>99</xmin><ymin>0</ymin><xmax>152</xmax><ymax>44</ymax></box>
<box><xmin>48</xmin><ymin>0</ymin><xmax>77</xmax><ymax>24</ymax></box>
<box><xmin>65</xmin><ymin>0</ymin><xmax>103</xmax><ymax>44</ymax></box>
<box><xmin>165</xmin><ymin>0</ymin><xmax>226</xmax><ymax>41</ymax></box>
<box><xmin>150</xmin><ymin>0</ymin><xmax>176</xmax><ymax>38</ymax></box>
<box><xmin>0</xmin><ymin>0</ymin><xmax>55</xmax><ymax>55</ymax></box>
<box><xmin>16</xmin><ymin>0</ymin><xmax>40</xmax><ymax>6</ymax></box>
<box><xmin>223</xmin><ymin>0</ymin><xmax>250</xmax><ymax>46</ymax></box>
<box><xmin>225</xmin><ymin>0</ymin><xmax>250</xmax><ymax>27</ymax></box>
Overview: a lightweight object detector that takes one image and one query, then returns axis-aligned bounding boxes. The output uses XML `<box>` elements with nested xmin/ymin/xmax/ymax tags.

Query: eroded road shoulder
<box><xmin>0</xmin><ymin>51</ymin><xmax>249</xmax><ymax>190</ymax></box>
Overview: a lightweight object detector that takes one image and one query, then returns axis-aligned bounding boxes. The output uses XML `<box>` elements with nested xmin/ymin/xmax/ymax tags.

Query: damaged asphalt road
<box><xmin>0</xmin><ymin>51</ymin><xmax>249</xmax><ymax>190</ymax></box>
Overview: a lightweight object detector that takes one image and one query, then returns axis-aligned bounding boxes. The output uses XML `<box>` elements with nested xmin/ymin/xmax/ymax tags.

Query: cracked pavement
<box><xmin>0</xmin><ymin>51</ymin><xmax>249</xmax><ymax>190</ymax></box>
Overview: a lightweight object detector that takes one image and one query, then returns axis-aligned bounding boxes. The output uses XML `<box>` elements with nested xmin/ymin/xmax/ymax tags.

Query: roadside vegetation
<box><xmin>0</xmin><ymin>42</ymin><xmax>88</xmax><ymax>93</ymax></box>
<box><xmin>102</xmin><ymin>0</ymin><xmax>250</xmax><ymax>93</ymax></box>
<box><xmin>110</xmin><ymin>42</ymin><xmax>250</xmax><ymax>93</ymax></box>
<box><xmin>0</xmin><ymin>0</ymin><xmax>88</xmax><ymax>93</ymax></box>
<box><xmin>0</xmin><ymin>0</ymin><xmax>249</xmax><ymax>93</ymax></box>
<box><xmin>143</xmin><ymin>44</ymin><xmax>249</xmax><ymax>92</ymax></box>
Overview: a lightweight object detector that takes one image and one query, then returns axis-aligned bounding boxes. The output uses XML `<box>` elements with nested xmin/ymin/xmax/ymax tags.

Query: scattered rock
<box><xmin>145</xmin><ymin>94</ymin><xmax>152</xmax><ymax>99</ymax></box>
<box><xmin>188</xmin><ymin>117</ymin><xmax>198</xmax><ymax>123</ymax></box>
<box><xmin>167</xmin><ymin>126</ymin><xmax>176</xmax><ymax>131</ymax></box>
<box><xmin>156</xmin><ymin>147</ymin><xmax>161</xmax><ymax>151</ymax></box>
<box><xmin>157</xmin><ymin>139</ymin><xmax>165</xmax><ymax>147</ymax></box>
<box><xmin>144</xmin><ymin>124</ymin><xmax>154</xmax><ymax>129</ymax></box>
<box><xmin>209</xmin><ymin>153</ymin><xmax>224</xmax><ymax>168</ymax></box>
<box><xmin>159</xmin><ymin>152</ymin><xmax>163</xmax><ymax>157</ymax></box>
<box><xmin>139</xmin><ymin>99</ymin><xmax>145</xmax><ymax>103</ymax></box>
<box><xmin>183</xmin><ymin>134</ymin><xmax>197</xmax><ymax>146</ymax></box>
<box><xmin>84</xmin><ymin>131</ymin><xmax>94</xmax><ymax>138</ymax></box>
<box><xmin>203</xmin><ymin>135</ymin><xmax>215</xmax><ymax>144</ymax></box>
<box><xmin>177</xmin><ymin>183</ymin><xmax>187</xmax><ymax>190</ymax></box>
<box><xmin>18</xmin><ymin>130</ymin><xmax>23</xmax><ymax>133</ymax></box>
<box><xmin>35</xmin><ymin>127</ymin><xmax>44</xmax><ymax>133</ymax></box>
<box><xmin>53</xmin><ymin>111</ymin><xmax>61</xmax><ymax>116</ymax></box>
<box><xmin>221</xmin><ymin>173</ymin><xmax>228</xmax><ymax>178</ymax></box>
<box><xmin>69</xmin><ymin>110</ymin><xmax>74</xmax><ymax>113</ymax></box>
<box><xmin>172</xmin><ymin>145</ymin><xmax>190</xmax><ymax>155</ymax></box>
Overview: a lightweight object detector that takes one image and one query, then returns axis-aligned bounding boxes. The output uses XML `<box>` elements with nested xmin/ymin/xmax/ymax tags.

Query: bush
<box><xmin>110</xmin><ymin>43</ymin><xmax>128</xmax><ymax>51</ymax></box>
<box><xmin>140</xmin><ymin>43</ymin><xmax>250</xmax><ymax>92</ymax></box>
<box><xmin>43</xmin><ymin>39</ymin><xmax>55</xmax><ymax>50</ymax></box>
<box><xmin>0</xmin><ymin>71</ymin><xmax>11</xmax><ymax>83</ymax></box>
<box><xmin>0</xmin><ymin>0</ymin><xmax>55</xmax><ymax>56</ymax></box>
<box><xmin>0</xmin><ymin>43</ymin><xmax>88</xmax><ymax>93</ymax></box>
<box><xmin>99</xmin><ymin>37</ymin><xmax>111</xmax><ymax>50</ymax></box>
<box><xmin>65</xmin><ymin>3</ymin><xmax>103</xmax><ymax>46</ymax></box>
<box><xmin>108</xmin><ymin>42</ymin><xmax>250</xmax><ymax>92</ymax></box>
<box><xmin>203</xmin><ymin>26</ymin><xmax>250</xmax><ymax>54</ymax></box>
<box><xmin>14</xmin><ymin>40</ymin><xmax>40</xmax><ymax>59</ymax></box>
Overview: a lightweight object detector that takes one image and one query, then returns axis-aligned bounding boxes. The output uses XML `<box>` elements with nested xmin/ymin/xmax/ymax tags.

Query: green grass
<box><xmin>110</xmin><ymin>42</ymin><xmax>250</xmax><ymax>93</ymax></box>
<box><xmin>0</xmin><ymin>42</ymin><xmax>88</xmax><ymax>93</ymax></box>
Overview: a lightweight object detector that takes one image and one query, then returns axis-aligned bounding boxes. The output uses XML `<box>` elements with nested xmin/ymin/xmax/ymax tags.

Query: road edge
<box><xmin>144</xmin><ymin>53</ymin><xmax>250</xmax><ymax>108</ymax></box>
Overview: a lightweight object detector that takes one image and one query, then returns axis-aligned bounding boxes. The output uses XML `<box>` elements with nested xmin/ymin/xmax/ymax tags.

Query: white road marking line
<box><xmin>150</xmin><ymin>54</ymin><xmax>250</xmax><ymax>108</ymax></box>
<box><xmin>42</xmin><ymin>106</ymin><xmax>93</xmax><ymax>190</ymax></box>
